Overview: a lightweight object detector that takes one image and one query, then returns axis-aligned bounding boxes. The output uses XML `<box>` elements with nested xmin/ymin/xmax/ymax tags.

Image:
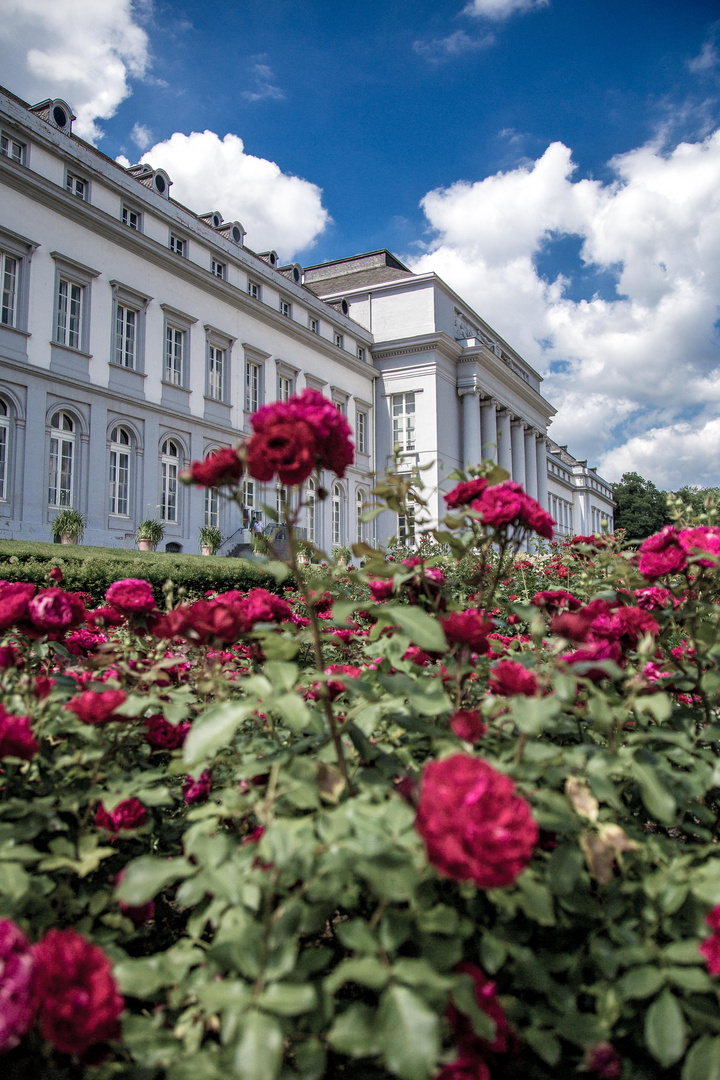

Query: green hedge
<box><xmin>0</xmin><ymin>541</ymin><xmax>285</xmax><ymax>605</ymax></box>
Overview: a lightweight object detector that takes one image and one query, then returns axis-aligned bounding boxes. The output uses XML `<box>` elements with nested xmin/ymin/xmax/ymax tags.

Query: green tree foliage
<box><xmin>612</xmin><ymin>472</ymin><xmax>670</xmax><ymax>540</ymax></box>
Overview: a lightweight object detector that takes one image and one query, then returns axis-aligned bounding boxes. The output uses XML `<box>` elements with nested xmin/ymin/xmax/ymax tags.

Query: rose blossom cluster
<box><xmin>0</xmin><ymin>920</ymin><xmax>123</xmax><ymax>1058</ymax></box>
<box><xmin>0</xmin><ymin>581</ymin><xmax>86</xmax><ymax>637</ymax></box>
<box><xmin>0</xmin><ymin>705</ymin><xmax>38</xmax><ymax>760</ymax></box>
<box><xmin>445</xmin><ymin>478</ymin><xmax>555</xmax><ymax>540</ymax></box>
<box><xmin>150</xmin><ymin>587</ymin><xmax>293</xmax><ymax>644</ymax></box>
<box><xmin>540</xmin><ymin>595</ymin><xmax>660</xmax><ymax>678</ymax></box>
<box><xmin>415</xmin><ymin>754</ymin><xmax>538</xmax><ymax>889</ymax></box>
<box><xmin>246</xmin><ymin>387</ymin><xmax>354</xmax><ymax>485</ymax></box>
<box><xmin>638</xmin><ymin>524</ymin><xmax>720</xmax><ymax>579</ymax></box>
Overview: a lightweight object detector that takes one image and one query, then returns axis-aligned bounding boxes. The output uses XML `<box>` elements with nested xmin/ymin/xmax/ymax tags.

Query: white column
<box><xmin>497</xmin><ymin>407</ymin><xmax>512</xmax><ymax>474</ymax></box>
<box><xmin>524</xmin><ymin>428</ymin><xmax>538</xmax><ymax>498</ymax></box>
<box><xmin>461</xmin><ymin>389</ymin><xmax>482</xmax><ymax>468</ymax></box>
<box><xmin>511</xmin><ymin>420</ymin><xmax>526</xmax><ymax>488</ymax></box>
<box><xmin>536</xmin><ymin>435</ymin><xmax>549</xmax><ymax>510</ymax></box>
<box><xmin>481</xmin><ymin>399</ymin><xmax>497</xmax><ymax>463</ymax></box>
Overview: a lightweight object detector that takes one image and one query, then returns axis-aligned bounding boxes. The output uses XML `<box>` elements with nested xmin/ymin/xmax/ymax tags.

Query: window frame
<box><xmin>279</xmin><ymin>298</ymin><xmax>292</xmax><ymax>319</ymax></box>
<box><xmin>248</xmin><ymin>279</ymin><xmax>261</xmax><ymax>300</ymax></box>
<box><xmin>109</xmin><ymin>280</ymin><xmax>151</xmax><ymax>373</ymax></box>
<box><xmin>305</xmin><ymin>477</ymin><xmax>316</xmax><ymax>544</ymax></box>
<box><xmin>0</xmin><ymin>399</ymin><xmax>10</xmax><ymax>502</ymax></box>
<box><xmin>331</xmin><ymin>482</ymin><xmax>344</xmax><ymax>548</ymax></box>
<box><xmin>357</xmin><ymin>346</ymin><xmax>366</xmax><ymax>361</ymax></box>
<box><xmin>50</xmin><ymin>252</ymin><xmax>99</xmax><ymax>355</ymax></box>
<box><xmin>391</xmin><ymin>391</ymin><xmax>417</xmax><ymax>453</ymax></box>
<box><xmin>356</xmin><ymin>407</ymin><xmax>368</xmax><ymax>455</ymax></box>
<box><xmin>308</xmin><ymin>316</ymin><xmax>319</xmax><ymax>334</ymax></box>
<box><xmin>65</xmin><ymin>171</ymin><xmax>89</xmax><ymax>200</ymax></box>
<box><xmin>243</xmin><ymin>345</ymin><xmax>270</xmax><ymax>417</ymax></box>
<box><xmin>334</xmin><ymin>332</ymin><xmax>344</xmax><ymax>350</ymax></box>
<box><xmin>211</xmin><ymin>258</ymin><xmax>226</xmax><ymax>280</ymax></box>
<box><xmin>108</xmin><ymin>425</ymin><xmax>132</xmax><ymax>517</ymax></box>
<box><xmin>160</xmin><ymin>437</ymin><xmax>181</xmax><ymax>524</ymax></box>
<box><xmin>0</xmin><ymin>131</ymin><xmax>26</xmax><ymax>164</ymax></box>
<box><xmin>275</xmin><ymin>360</ymin><xmax>299</xmax><ymax>404</ymax></box>
<box><xmin>160</xmin><ymin>305</ymin><xmax>196</xmax><ymax>390</ymax></box>
<box><xmin>0</xmin><ymin>227</ymin><xmax>37</xmax><ymax>335</ymax></box>
<box><xmin>169</xmin><ymin>233</ymin><xmax>187</xmax><ymax>258</ymax></box>
<box><xmin>48</xmin><ymin>409</ymin><xmax>77</xmax><ymax>509</ymax></box>
<box><xmin>204</xmin><ymin>324</ymin><xmax>235</xmax><ymax>404</ymax></box>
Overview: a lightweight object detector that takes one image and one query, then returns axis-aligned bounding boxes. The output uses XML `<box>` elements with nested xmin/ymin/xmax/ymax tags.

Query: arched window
<box><xmin>305</xmin><ymin>477</ymin><xmax>316</xmax><ymax>543</ymax></box>
<box><xmin>49</xmin><ymin>410</ymin><xmax>75</xmax><ymax>507</ymax></box>
<box><xmin>203</xmin><ymin>450</ymin><xmax>220</xmax><ymax>527</ymax></box>
<box><xmin>332</xmin><ymin>482</ymin><xmax>343</xmax><ymax>547</ymax></box>
<box><xmin>161</xmin><ymin>438</ymin><xmax>179</xmax><ymax>522</ymax></box>
<box><xmin>276</xmin><ymin>485</ymin><xmax>288</xmax><ymax>523</ymax></box>
<box><xmin>0</xmin><ymin>400</ymin><xmax>8</xmax><ymax>501</ymax></box>
<box><xmin>356</xmin><ymin>487</ymin><xmax>367</xmax><ymax>544</ymax></box>
<box><xmin>398</xmin><ymin>501</ymin><xmax>415</xmax><ymax>547</ymax></box>
<box><xmin>108</xmin><ymin>426</ymin><xmax>131</xmax><ymax>516</ymax></box>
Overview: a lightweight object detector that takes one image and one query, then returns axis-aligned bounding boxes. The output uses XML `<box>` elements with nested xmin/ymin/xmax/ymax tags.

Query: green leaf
<box><xmin>547</xmin><ymin>844</ymin><xmax>585</xmax><ymax>896</ymax></box>
<box><xmin>633</xmin><ymin>762</ymin><xmax>676</xmax><ymax>824</ymax></box>
<box><xmin>115</xmin><ymin>856</ymin><xmax>193</xmax><ymax>905</ymax></box>
<box><xmin>232</xmin><ymin>1010</ymin><xmax>283</xmax><ymax>1080</ymax></box>
<box><xmin>525</xmin><ymin>1028</ymin><xmax>562</xmax><ymax>1066</ymax></box>
<box><xmin>510</xmin><ymin>695</ymin><xmax>561</xmax><ymax>735</ymax></box>
<box><xmin>327</xmin><ymin>1003</ymin><xmax>381</xmax><ymax>1057</ymax></box>
<box><xmin>635</xmin><ymin>693</ymin><xmax>672</xmax><ymax>723</ymax></box>
<box><xmin>663</xmin><ymin>940</ymin><xmax>704</xmax><ymax>964</ymax></box>
<box><xmin>275</xmin><ymin>693</ymin><xmax>318</xmax><ymax>735</ymax></box>
<box><xmin>376</xmin><ymin>604</ymin><xmax>448</xmax><ymax>653</ymax></box>
<box><xmin>667</xmin><ymin>966</ymin><xmax>713</xmax><ymax>992</ymax></box>
<box><xmin>325</xmin><ymin>956</ymin><xmax>389</xmax><ymax>994</ymax></box>
<box><xmin>377</xmin><ymin>985</ymin><xmax>440</xmax><ymax>1080</ymax></box>
<box><xmin>682</xmin><ymin>1036</ymin><xmax>720</xmax><ymax>1080</ymax></box>
<box><xmin>691</xmin><ymin>861</ymin><xmax>720</xmax><ymax>905</ymax></box>
<box><xmin>516</xmin><ymin>873</ymin><xmax>555</xmax><ymax>926</ymax></box>
<box><xmin>645</xmin><ymin>990</ymin><xmax>686</xmax><ymax>1068</ymax></box>
<box><xmin>262</xmin><ymin>661</ymin><xmax>299</xmax><ymax>692</ymax></box>
<box><xmin>256</xmin><ymin>982</ymin><xmax>317</xmax><ymax>1016</ymax></box>
<box><xmin>620</xmin><ymin>965</ymin><xmax>665</xmax><ymax>1000</ymax></box>
<box><xmin>184</xmin><ymin>702</ymin><xmax>250</xmax><ymax>768</ymax></box>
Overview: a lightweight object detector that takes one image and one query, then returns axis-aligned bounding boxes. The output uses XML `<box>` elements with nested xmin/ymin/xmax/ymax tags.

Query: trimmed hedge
<box><xmin>0</xmin><ymin>540</ymin><xmax>285</xmax><ymax>605</ymax></box>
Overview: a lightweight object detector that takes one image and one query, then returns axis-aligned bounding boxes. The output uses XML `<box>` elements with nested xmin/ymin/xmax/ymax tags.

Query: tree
<box><xmin>612</xmin><ymin>471</ymin><xmax>670</xmax><ymax>540</ymax></box>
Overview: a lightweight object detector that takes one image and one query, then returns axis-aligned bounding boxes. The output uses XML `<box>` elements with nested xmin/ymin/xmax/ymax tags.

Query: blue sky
<box><xmin>2</xmin><ymin>0</ymin><xmax>720</xmax><ymax>488</ymax></box>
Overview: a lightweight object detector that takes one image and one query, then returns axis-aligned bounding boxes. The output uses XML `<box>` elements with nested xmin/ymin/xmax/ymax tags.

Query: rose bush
<box><xmin>1</xmin><ymin>390</ymin><xmax>720</xmax><ymax>1078</ymax></box>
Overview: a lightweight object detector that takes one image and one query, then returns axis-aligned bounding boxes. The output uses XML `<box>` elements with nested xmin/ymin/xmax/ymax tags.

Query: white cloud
<box><xmin>137</xmin><ymin>130</ymin><xmax>329</xmax><ymax>259</ymax></box>
<box><xmin>131</xmin><ymin>122</ymin><xmax>152</xmax><ymax>150</ymax></box>
<box><xmin>413</xmin><ymin>29</ymin><xmax>495</xmax><ymax>61</ymax></box>
<box><xmin>409</xmin><ymin>130</ymin><xmax>720</xmax><ymax>487</ymax></box>
<box><xmin>463</xmin><ymin>0</ymin><xmax>550</xmax><ymax>19</ymax></box>
<box><xmin>242</xmin><ymin>59</ymin><xmax>284</xmax><ymax>103</ymax></box>
<box><xmin>688</xmin><ymin>40</ymin><xmax>719</xmax><ymax>75</ymax></box>
<box><xmin>0</xmin><ymin>0</ymin><xmax>149</xmax><ymax>142</ymax></box>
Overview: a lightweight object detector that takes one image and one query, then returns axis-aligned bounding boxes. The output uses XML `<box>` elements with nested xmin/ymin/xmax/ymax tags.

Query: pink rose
<box><xmin>65</xmin><ymin>689</ymin><xmax>128</xmax><ymax>725</ymax></box>
<box><xmin>27</xmin><ymin>588</ymin><xmax>75</xmax><ymax>631</ymax></box>
<box><xmin>678</xmin><ymin>526</ymin><xmax>720</xmax><ymax>567</ymax></box>
<box><xmin>106</xmin><ymin>578</ymin><xmax>157</xmax><ymax>614</ymax></box>
<box><xmin>415</xmin><ymin>754</ymin><xmax>538</xmax><ymax>888</ymax></box>
<box><xmin>0</xmin><ymin>919</ymin><xmax>37</xmax><ymax>1053</ymax></box>
<box><xmin>471</xmin><ymin>480</ymin><xmax>524</xmax><ymax>528</ymax></box>
<box><xmin>700</xmin><ymin>904</ymin><xmax>720</xmax><ymax>976</ymax></box>
<box><xmin>0</xmin><ymin>706</ymin><xmax>38</xmax><ymax>760</ymax></box>
<box><xmin>0</xmin><ymin>581</ymin><xmax>35</xmax><ymax>631</ymax></box>
<box><xmin>450</xmin><ymin>709</ymin><xmax>487</xmax><ymax>742</ymax></box>
<box><xmin>95</xmin><ymin>798</ymin><xmax>147</xmax><ymax>833</ymax></box>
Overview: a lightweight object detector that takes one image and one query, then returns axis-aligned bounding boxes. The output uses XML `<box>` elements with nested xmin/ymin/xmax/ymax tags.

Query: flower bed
<box><xmin>1</xmin><ymin>392</ymin><xmax>720</xmax><ymax>1079</ymax></box>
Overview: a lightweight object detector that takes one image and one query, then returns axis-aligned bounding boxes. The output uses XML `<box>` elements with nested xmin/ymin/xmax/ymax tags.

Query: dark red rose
<box><xmin>95</xmin><ymin>798</ymin><xmax>147</xmax><ymax>833</ymax></box>
<box><xmin>441</xmin><ymin>609</ymin><xmax>495</xmax><ymax>654</ymax></box>
<box><xmin>700</xmin><ymin>904</ymin><xmax>720</xmax><ymax>975</ymax></box>
<box><xmin>86</xmin><ymin>605</ymin><xmax>126</xmax><ymax>628</ymax></box>
<box><xmin>532</xmin><ymin>590</ymin><xmax>581</xmax><ymax>613</ymax></box>
<box><xmin>144</xmin><ymin>713</ymin><xmax>191</xmax><ymax>750</ymax></box>
<box><xmin>580</xmin><ymin>1042</ymin><xmax>622</xmax><ymax>1078</ymax></box>
<box><xmin>148</xmin><ymin>607</ymin><xmax>191</xmax><ymax>639</ymax></box>
<box><xmin>106</xmin><ymin>578</ymin><xmax>157</xmax><ymax>613</ymax></box>
<box><xmin>48</xmin><ymin>566</ymin><xmax>63</xmax><ymax>582</ymax></box>
<box><xmin>551</xmin><ymin>599</ymin><xmax>612</xmax><ymax>643</ymax></box>
<box><xmin>450</xmin><ymin>709</ymin><xmax>487</xmax><ymax>742</ymax></box>
<box><xmin>444</xmin><ymin>477</ymin><xmax>489</xmax><ymax>509</ymax></box>
<box><xmin>0</xmin><ymin>581</ymin><xmax>35</xmax><ymax>631</ymax></box>
<box><xmin>181</xmin><ymin>446</ymin><xmax>243</xmax><ymax>487</ymax></box>
<box><xmin>183</xmin><ymin>771</ymin><xmax>212</xmax><ymax>804</ymax></box>
<box><xmin>249</xmin><ymin>388</ymin><xmax>354</xmax><ymax>479</ymax></box>
<box><xmin>27</xmin><ymin>588</ymin><xmax>75</xmax><ymax>631</ymax></box>
<box><xmin>246</xmin><ymin>418</ymin><xmax>317</xmax><ymax>486</ymax></box>
<box><xmin>33</xmin><ymin>928</ymin><xmax>123</xmax><ymax>1056</ymax></box>
<box><xmin>0</xmin><ymin>707</ymin><xmax>38</xmax><ymax>760</ymax></box>
<box><xmin>65</xmin><ymin>689</ymin><xmax>127</xmax><ymax>725</ymax></box>
<box><xmin>637</xmin><ymin>526</ymin><xmax>687</xmax><ymax>579</ymax></box>
<box><xmin>449</xmin><ymin>962</ymin><xmax>517</xmax><ymax>1058</ymax></box>
<box><xmin>488</xmin><ymin>659</ymin><xmax>539</xmax><ymax>697</ymax></box>
<box><xmin>415</xmin><ymin>754</ymin><xmax>538</xmax><ymax>888</ymax></box>
<box><xmin>0</xmin><ymin>644</ymin><xmax>22</xmax><ymax>668</ymax></box>
<box><xmin>471</xmin><ymin>481</ymin><xmax>524</xmax><ymax>528</ymax></box>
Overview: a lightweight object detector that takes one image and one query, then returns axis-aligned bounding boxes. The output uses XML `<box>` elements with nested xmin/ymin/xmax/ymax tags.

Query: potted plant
<box><xmin>296</xmin><ymin>539</ymin><xmax>313</xmax><ymax>566</ymax></box>
<box><xmin>51</xmin><ymin>508</ymin><xmax>86</xmax><ymax>545</ymax></box>
<box><xmin>198</xmin><ymin>524</ymin><xmax>223</xmax><ymax>556</ymax></box>
<box><xmin>332</xmin><ymin>544</ymin><xmax>352</xmax><ymax>568</ymax></box>
<box><xmin>136</xmin><ymin>519</ymin><xmax>164</xmax><ymax>552</ymax></box>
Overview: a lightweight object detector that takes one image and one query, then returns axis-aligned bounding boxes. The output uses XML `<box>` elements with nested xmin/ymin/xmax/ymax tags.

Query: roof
<box><xmin>303</xmin><ymin>249</ymin><xmax>414</xmax><ymax>295</ymax></box>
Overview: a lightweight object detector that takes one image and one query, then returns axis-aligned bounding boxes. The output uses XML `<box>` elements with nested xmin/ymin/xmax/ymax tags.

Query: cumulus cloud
<box><xmin>242</xmin><ymin>58</ymin><xmax>285</xmax><ymax>103</ymax></box>
<box><xmin>409</xmin><ymin>130</ymin><xmax>720</xmax><ymax>487</ymax></box>
<box><xmin>0</xmin><ymin>0</ymin><xmax>149</xmax><ymax>142</ymax></box>
<box><xmin>131</xmin><ymin>122</ymin><xmax>152</xmax><ymax>150</ymax></box>
<box><xmin>137</xmin><ymin>130</ymin><xmax>329</xmax><ymax>259</ymax></box>
<box><xmin>463</xmin><ymin>0</ymin><xmax>550</xmax><ymax>19</ymax></box>
<box><xmin>413</xmin><ymin>29</ymin><xmax>495</xmax><ymax>61</ymax></box>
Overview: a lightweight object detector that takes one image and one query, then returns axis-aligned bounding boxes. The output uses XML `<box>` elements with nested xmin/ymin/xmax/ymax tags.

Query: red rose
<box><xmin>181</xmin><ymin>446</ymin><xmax>243</xmax><ymax>487</ymax></box>
<box><xmin>559</xmin><ymin>640</ymin><xmax>623</xmax><ymax>680</ymax></box>
<box><xmin>65</xmin><ymin>689</ymin><xmax>127</xmax><ymax>725</ymax></box>
<box><xmin>144</xmin><ymin>713</ymin><xmax>191</xmax><ymax>750</ymax></box>
<box><xmin>444</xmin><ymin>477</ymin><xmax>488</xmax><ymax>509</ymax></box>
<box><xmin>27</xmin><ymin>588</ymin><xmax>75</xmax><ymax>631</ymax></box>
<box><xmin>105</xmin><ymin>578</ymin><xmax>156</xmax><ymax>614</ymax></box>
<box><xmin>0</xmin><ymin>644</ymin><xmax>22</xmax><ymax>668</ymax></box>
<box><xmin>471</xmin><ymin>481</ymin><xmax>525</xmax><ymax>528</ymax></box>
<box><xmin>0</xmin><ymin>581</ymin><xmax>35</xmax><ymax>631</ymax></box>
<box><xmin>700</xmin><ymin>904</ymin><xmax>720</xmax><ymax>976</ymax></box>
<box><xmin>95</xmin><ymin>798</ymin><xmax>147</xmax><ymax>833</ymax></box>
<box><xmin>148</xmin><ymin>607</ymin><xmax>191</xmax><ymax>639</ymax></box>
<box><xmin>448</xmin><ymin>962</ymin><xmax>516</xmax><ymax>1058</ymax></box>
<box><xmin>441</xmin><ymin>609</ymin><xmax>495</xmax><ymax>654</ymax></box>
<box><xmin>246</xmin><ymin>418</ymin><xmax>317</xmax><ymax>486</ymax></box>
<box><xmin>450</xmin><ymin>709</ymin><xmax>487</xmax><ymax>742</ymax></box>
<box><xmin>488</xmin><ymin>659</ymin><xmax>539</xmax><ymax>697</ymax></box>
<box><xmin>236</xmin><ymin>588</ymin><xmax>293</xmax><ymax>630</ymax></box>
<box><xmin>183</xmin><ymin>771</ymin><xmax>212</xmax><ymax>804</ymax></box>
<box><xmin>47</xmin><ymin>566</ymin><xmax>63</xmax><ymax>582</ymax></box>
<box><xmin>518</xmin><ymin>494</ymin><xmax>555</xmax><ymax>540</ymax></box>
<box><xmin>678</xmin><ymin>526</ymin><xmax>720</xmax><ymax>567</ymax></box>
<box><xmin>580</xmin><ymin>1042</ymin><xmax>622</xmax><ymax>1078</ymax></box>
<box><xmin>0</xmin><ymin>706</ymin><xmax>38</xmax><ymax>760</ymax></box>
<box><xmin>532</xmin><ymin>590</ymin><xmax>582</xmax><ymax>613</ymax></box>
<box><xmin>638</xmin><ymin>526</ymin><xmax>687</xmax><ymax>579</ymax></box>
<box><xmin>249</xmin><ymin>388</ymin><xmax>354</xmax><ymax>480</ymax></box>
<box><xmin>416</xmin><ymin>754</ymin><xmax>538</xmax><ymax>888</ymax></box>
<box><xmin>33</xmin><ymin>928</ymin><xmax>123</xmax><ymax>1056</ymax></box>
<box><xmin>369</xmin><ymin>578</ymin><xmax>395</xmax><ymax>602</ymax></box>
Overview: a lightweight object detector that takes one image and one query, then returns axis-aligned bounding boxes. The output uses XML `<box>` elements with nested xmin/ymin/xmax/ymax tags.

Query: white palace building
<box><xmin>0</xmin><ymin>86</ymin><xmax>614</xmax><ymax>555</ymax></box>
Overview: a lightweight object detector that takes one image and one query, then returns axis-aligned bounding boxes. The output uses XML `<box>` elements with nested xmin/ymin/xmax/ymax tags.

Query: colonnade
<box><xmin>460</xmin><ymin>388</ymin><xmax>549</xmax><ymax>511</ymax></box>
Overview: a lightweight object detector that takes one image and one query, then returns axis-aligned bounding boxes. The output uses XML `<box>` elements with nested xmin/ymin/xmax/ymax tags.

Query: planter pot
<box><xmin>297</xmin><ymin>553</ymin><xmax>310</xmax><ymax>565</ymax></box>
<box><xmin>336</xmin><ymin>558</ymin><xmax>348</xmax><ymax>568</ymax></box>
<box><xmin>201</xmin><ymin>545</ymin><xmax>213</xmax><ymax>557</ymax></box>
<box><xmin>60</xmin><ymin>534</ymin><xmax>78</xmax><ymax>545</ymax></box>
<box><xmin>138</xmin><ymin>539</ymin><xmax>154</xmax><ymax>552</ymax></box>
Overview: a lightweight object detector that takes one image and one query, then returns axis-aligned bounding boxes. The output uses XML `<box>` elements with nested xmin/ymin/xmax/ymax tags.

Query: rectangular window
<box><xmin>0</xmin><ymin>133</ymin><xmax>24</xmax><ymax>163</ymax></box>
<box><xmin>392</xmin><ymin>392</ymin><xmax>416</xmax><ymax>452</ymax></box>
<box><xmin>334</xmin><ymin>332</ymin><xmax>344</xmax><ymax>349</ymax></box>
<box><xmin>56</xmin><ymin>278</ymin><xmax>83</xmax><ymax>349</ymax></box>
<box><xmin>122</xmin><ymin>206</ymin><xmax>140</xmax><ymax>230</ymax></box>
<box><xmin>309</xmin><ymin>317</ymin><xmax>319</xmax><ymax>334</ymax></box>
<box><xmin>335</xmin><ymin>398</ymin><xmax>347</xmax><ymax>417</ymax></box>
<box><xmin>248</xmin><ymin>280</ymin><xmax>260</xmax><ymax>300</ymax></box>
<box><xmin>108</xmin><ymin>448</ymin><xmax>130</xmax><ymax>516</ymax></box>
<box><xmin>169</xmin><ymin>234</ymin><xmax>186</xmax><ymax>257</ymax></box>
<box><xmin>398</xmin><ymin>503</ymin><xmax>415</xmax><ymax>547</ymax></box>
<box><xmin>208</xmin><ymin>345</ymin><xmax>224</xmax><ymax>400</ymax></box>
<box><xmin>204</xmin><ymin>486</ymin><xmax>219</xmax><ymax>528</ymax></box>
<box><xmin>115</xmin><ymin>304</ymin><xmax>137</xmax><ymax>368</ymax></box>
<box><xmin>211</xmin><ymin>259</ymin><xmax>226</xmax><ymax>279</ymax></box>
<box><xmin>356</xmin><ymin>409</ymin><xmax>367</xmax><ymax>455</ymax></box>
<box><xmin>280</xmin><ymin>299</ymin><xmax>292</xmax><ymax>318</ymax></box>
<box><xmin>65</xmin><ymin>173</ymin><xmax>87</xmax><ymax>199</ymax></box>
<box><xmin>357</xmin><ymin>346</ymin><xmax>365</xmax><ymax>361</ymax></box>
<box><xmin>276</xmin><ymin>485</ymin><xmax>288</xmax><ymax>521</ymax></box>
<box><xmin>277</xmin><ymin>373</ymin><xmax>293</xmax><ymax>402</ymax></box>
<box><xmin>306</xmin><ymin>483</ymin><xmax>315</xmax><ymax>543</ymax></box>
<box><xmin>1</xmin><ymin>253</ymin><xmax>17</xmax><ymax>327</ymax></box>
<box><xmin>165</xmin><ymin>326</ymin><xmax>185</xmax><ymax>385</ymax></box>
<box><xmin>0</xmin><ymin>422</ymin><xmax>7</xmax><ymax>501</ymax></box>
<box><xmin>245</xmin><ymin>360</ymin><xmax>261</xmax><ymax>413</ymax></box>
<box><xmin>242</xmin><ymin>479</ymin><xmax>255</xmax><ymax>520</ymax></box>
